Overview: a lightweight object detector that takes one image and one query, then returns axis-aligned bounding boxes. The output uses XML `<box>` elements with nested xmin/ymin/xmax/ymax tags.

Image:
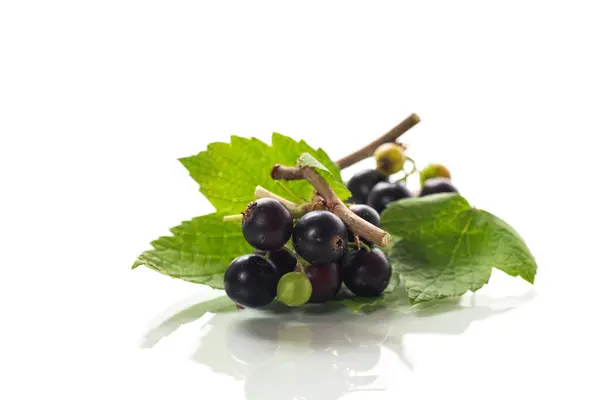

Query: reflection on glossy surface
<box><xmin>142</xmin><ymin>291</ymin><xmax>534</xmax><ymax>399</ymax></box>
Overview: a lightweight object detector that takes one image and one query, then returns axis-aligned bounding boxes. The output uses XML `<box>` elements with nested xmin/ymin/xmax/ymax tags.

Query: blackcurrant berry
<box><xmin>342</xmin><ymin>248</ymin><xmax>391</xmax><ymax>297</ymax></box>
<box><xmin>346</xmin><ymin>169</ymin><xmax>387</xmax><ymax>204</ymax></box>
<box><xmin>419</xmin><ymin>177</ymin><xmax>458</xmax><ymax>197</ymax></box>
<box><xmin>254</xmin><ymin>249</ymin><xmax>297</xmax><ymax>276</ymax></box>
<box><xmin>347</xmin><ymin>204</ymin><xmax>381</xmax><ymax>245</ymax></box>
<box><xmin>367</xmin><ymin>181</ymin><xmax>412</xmax><ymax>213</ymax></box>
<box><xmin>374</xmin><ymin>142</ymin><xmax>406</xmax><ymax>176</ymax></box>
<box><xmin>242</xmin><ymin>198</ymin><xmax>293</xmax><ymax>251</ymax></box>
<box><xmin>305</xmin><ymin>262</ymin><xmax>342</xmax><ymax>303</ymax></box>
<box><xmin>292</xmin><ymin>211</ymin><xmax>347</xmax><ymax>263</ymax></box>
<box><xmin>224</xmin><ymin>254</ymin><xmax>280</xmax><ymax>308</ymax></box>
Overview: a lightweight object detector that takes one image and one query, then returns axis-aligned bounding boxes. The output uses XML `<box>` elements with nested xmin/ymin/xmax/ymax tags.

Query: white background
<box><xmin>1</xmin><ymin>1</ymin><xmax>599</xmax><ymax>399</ymax></box>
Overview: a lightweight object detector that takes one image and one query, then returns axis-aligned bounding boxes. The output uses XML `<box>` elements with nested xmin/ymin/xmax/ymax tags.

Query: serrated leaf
<box><xmin>381</xmin><ymin>193</ymin><xmax>537</xmax><ymax>304</ymax></box>
<box><xmin>133</xmin><ymin>213</ymin><xmax>252</xmax><ymax>287</ymax></box>
<box><xmin>297</xmin><ymin>153</ymin><xmax>352</xmax><ymax>200</ymax></box>
<box><xmin>179</xmin><ymin>133</ymin><xmax>346</xmax><ymax>214</ymax></box>
<box><xmin>271</xmin><ymin>133</ymin><xmax>344</xmax><ymax>183</ymax></box>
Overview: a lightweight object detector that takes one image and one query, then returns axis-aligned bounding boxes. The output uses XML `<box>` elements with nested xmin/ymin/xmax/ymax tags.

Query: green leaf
<box><xmin>297</xmin><ymin>153</ymin><xmax>352</xmax><ymax>200</ymax></box>
<box><xmin>381</xmin><ymin>193</ymin><xmax>537</xmax><ymax>304</ymax></box>
<box><xmin>272</xmin><ymin>133</ymin><xmax>344</xmax><ymax>183</ymax></box>
<box><xmin>335</xmin><ymin>289</ymin><xmax>410</xmax><ymax>312</ymax></box>
<box><xmin>179</xmin><ymin>133</ymin><xmax>347</xmax><ymax>214</ymax></box>
<box><xmin>336</xmin><ymin>296</ymin><xmax>386</xmax><ymax>312</ymax></box>
<box><xmin>133</xmin><ymin>213</ymin><xmax>252</xmax><ymax>287</ymax></box>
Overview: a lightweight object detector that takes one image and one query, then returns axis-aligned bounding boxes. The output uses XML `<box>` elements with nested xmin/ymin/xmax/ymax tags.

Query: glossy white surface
<box><xmin>139</xmin><ymin>285</ymin><xmax>538</xmax><ymax>399</ymax></box>
<box><xmin>2</xmin><ymin>1</ymin><xmax>600</xmax><ymax>399</ymax></box>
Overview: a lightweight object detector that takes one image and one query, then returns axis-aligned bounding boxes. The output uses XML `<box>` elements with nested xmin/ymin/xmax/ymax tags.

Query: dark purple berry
<box><xmin>419</xmin><ymin>177</ymin><xmax>458</xmax><ymax>197</ymax></box>
<box><xmin>305</xmin><ymin>262</ymin><xmax>342</xmax><ymax>303</ymax></box>
<box><xmin>224</xmin><ymin>254</ymin><xmax>280</xmax><ymax>308</ymax></box>
<box><xmin>342</xmin><ymin>248</ymin><xmax>391</xmax><ymax>297</ymax></box>
<box><xmin>292</xmin><ymin>211</ymin><xmax>347</xmax><ymax>264</ymax></box>
<box><xmin>346</xmin><ymin>169</ymin><xmax>387</xmax><ymax>204</ymax></box>
<box><xmin>347</xmin><ymin>204</ymin><xmax>381</xmax><ymax>245</ymax></box>
<box><xmin>242</xmin><ymin>198</ymin><xmax>293</xmax><ymax>251</ymax></box>
<box><xmin>254</xmin><ymin>249</ymin><xmax>297</xmax><ymax>276</ymax></box>
<box><xmin>367</xmin><ymin>182</ymin><xmax>412</xmax><ymax>213</ymax></box>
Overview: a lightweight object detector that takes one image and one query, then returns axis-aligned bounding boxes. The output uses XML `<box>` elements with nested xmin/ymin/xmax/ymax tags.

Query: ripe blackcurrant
<box><xmin>224</xmin><ymin>254</ymin><xmax>280</xmax><ymax>308</ymax></box>
<box><xmin>374</xmin><ymin>143</ymin><xmax>406</xmax><ymax>175</ymax></box>
<box><xmin>367</xmin><ymin>181</ymin><xmax>412</xmax><ymax>213</ymax></box>
<box><xmin>419</xmin><ymin>177</ymin><xmax>458</xmax><ymax>197</ymax></box>
<box><xmin>346</xmin><ymin>169</ymin><xmax>387</xmax><ymax>204</ymax></box>
<box><xmin>342</xmin><ymin>248</ymin><xmax>391</xmax><ymax>297</ymax></box>
<box><xmin>242</xmin><ymin>198</ymin><xmax>293</xmax><ymax>251</ymax></box>
<box><xmin>254</xmin><ymin>249</ymin><xmax>297</xmax><ymax>276</ymax></box>
<box><xmin>347</xmin><ymin>204</ymin><xmax>381</xmax><ymax>245</ymax></box>
<box><xmin>292</xmin><ymin>211</ymin><xmax>347</xmax><ymax>263</ymax></box>
<box><xmin>305</xmin><ymin>262</ymin><xmax>342</xmax><ymax>303</ymax></box>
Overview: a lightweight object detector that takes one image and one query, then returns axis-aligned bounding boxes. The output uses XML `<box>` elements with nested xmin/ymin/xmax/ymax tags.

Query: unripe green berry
<box><xmin>276</xmin><ymin>272</ymin><xmax>312</xmax><ymax>307</ymax></box>
<box><xmin>420</xmin><ymin>163</ymin><xmax>451</xmax><ymax>186</ymax></box>
<box><xmin>374</xmin><ymin>143</ymin><xmax>406</xmax><ymax>176</ymax></box>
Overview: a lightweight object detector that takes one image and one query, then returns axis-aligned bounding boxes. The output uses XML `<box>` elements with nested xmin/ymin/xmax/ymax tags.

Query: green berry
<box><xmin>276</xmin><ymin>272</ymin><xmax>312</xmax><ymax>307</ymax></box>
<box><xmin>374</xmin><ymin>143</ymin><xmax>406</xmax><ymax>176</ymax></box>
<box><xmin>419</xmin><ymin>163</ymin><xmax>451</xmax><ymax>186</ymax></box>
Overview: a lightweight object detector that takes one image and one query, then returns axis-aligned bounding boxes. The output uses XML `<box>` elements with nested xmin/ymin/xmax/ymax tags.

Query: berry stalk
<box><xmin>282</xmin><ymin>244</ymin><xmax>309</xmax><ymax>271</ymax></box>
<box><xmin>253</xmin><ymin>185</ymin><xmax>306</xmax><ymax>218</ymax></box>
<box><xmin>271</xmin><ymin>164</ymin><xmax>393</xmax><ymax>248</ymax></box>
<box><xmin>335</xmin><ymin>113</ymin><xmax>420</xmax><ymax>170</ymax></box>
<box><xmin>223</xmin><ymin>214</ymin><xmax>244</xmax><ymax>222</ymax></box>
<box><xmin>254</xmin><ymin>185</ymin><xmax>326</xmax><ymax>217</ymax></box>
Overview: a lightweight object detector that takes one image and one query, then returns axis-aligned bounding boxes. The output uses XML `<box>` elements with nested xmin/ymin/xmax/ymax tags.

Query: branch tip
<box><xmin>335</xmin><ymin>113</ymin><xmax>421</xmax><ymax>170</ymax></box>
<box><xmin>270</xmin><ymin>164</ymin><xmax>281</xmax><ymax>178</ymax></box>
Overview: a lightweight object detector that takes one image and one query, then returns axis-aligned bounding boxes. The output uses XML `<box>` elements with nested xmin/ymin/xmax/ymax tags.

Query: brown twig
<box><xmin>335</xmin><ymin>113</ymin><xmax>421</xmax><ymax>170</ymax></box>
<box><xmin>271</xmin><ymin>165</ymin><xmax>392</xmax><ymax>247</ymax></box>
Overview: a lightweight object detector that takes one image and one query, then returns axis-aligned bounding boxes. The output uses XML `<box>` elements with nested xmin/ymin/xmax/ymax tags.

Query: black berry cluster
<box><xmin>347</xmin><ymin>146</ymin><xmax>459</xmax><ymax>212</ymax></box>
<box><xmin>224</xmin><ymin>139</ymin><xmax>459</xmax><ymax>310</ymax></box>
<box><xmin>224</xmin><ymin>198</ymin><xmax>391</xmax><ymax>309</ymax></box>
<box><xmin>347</xmin><ymin>170</ymin><xmax>412</xmax><ymax>213</ymax></box>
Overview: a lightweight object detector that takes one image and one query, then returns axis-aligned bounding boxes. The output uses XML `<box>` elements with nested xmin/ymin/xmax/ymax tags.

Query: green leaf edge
<box><xmin>381</xmin><ymin>193</ymin><xmax>538</xmax><ymax>304</ymax></box>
